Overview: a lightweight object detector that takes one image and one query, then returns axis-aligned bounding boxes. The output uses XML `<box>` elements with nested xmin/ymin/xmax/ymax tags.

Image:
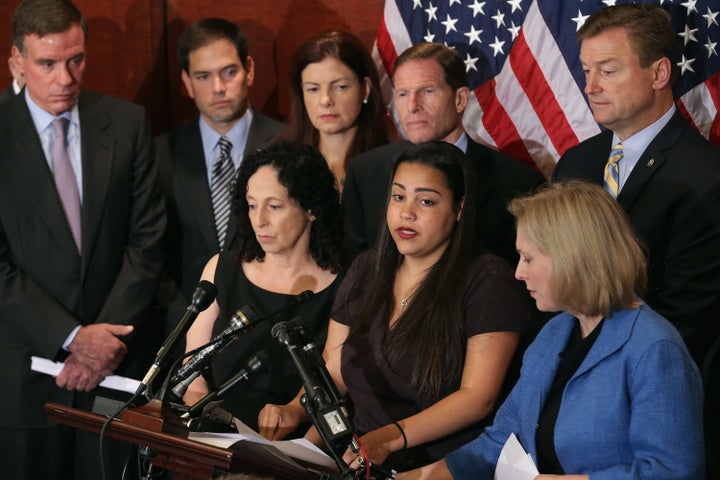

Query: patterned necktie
<box><xmin>211</xmin><ymin>136</ymin><xmax>234</xmax><ymax>249</ymax></box>
<box><xmin>52</xmin><ymin>117</ymin><xmax>82</xmax><ymax>252</ymax></box>
<box><xmin>604</xmin><ymin>142</ymin><xmax>623</xmax><ymax>199</ymax></box>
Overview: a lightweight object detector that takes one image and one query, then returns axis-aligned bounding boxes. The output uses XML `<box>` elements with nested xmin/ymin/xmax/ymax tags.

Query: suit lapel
<box><xmin>78</xmin><ymin>92</ymin><xmax>113</xmax><ymax>273</ymax></box>
<box><xmin>10</xmin><ymin>96</ymin><xmax>80</xmax><ymax>256</ymax></box>
<box><xmin>616</xmin><ymin>113</ymin><xmax>683</xmax><ymax>211</ymax></box>
<box><xmin>176</xmin><ymin>120</ymin><xmax>219</xmax><ymax>251</ymax></box>
<box><xmin>572</xmin><ymin>308</ymin><xmax>636</xmax><ymax>380</ymax></box>
<box><xmin>465</xmin><ymin>139</ymin><xmax>491</xmax><ymax>207</ymax></box>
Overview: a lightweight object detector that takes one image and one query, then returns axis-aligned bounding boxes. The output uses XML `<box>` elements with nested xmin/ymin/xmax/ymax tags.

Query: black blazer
<box><xmin>553</xmin><ymin>111</ymin><xmax>720</xmax><ymax>364</ymax></box>
<box><xmin>0</xmin><ymin>84</ymin><xmax>15</xmax><ymax>104</ymax></box>
<box><xmin>0</xmin><ymin>90</ymin><xmax>166</xmax><ymax>427</ymax></box>
<box><xmin>155</xmin><ymin>110</ymin><xmax>285</xmax><ymax>302</ymax></box>
<box><xmin>342</xmin><ymin>138</ymin><xmax>545</xmax><ymax>266</ymax></box>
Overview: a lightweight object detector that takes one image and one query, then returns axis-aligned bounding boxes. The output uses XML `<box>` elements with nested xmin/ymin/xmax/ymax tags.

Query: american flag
<box><xmin>373</xmin><ymin>0</ymin><xmax>720</xmax><ymax>177</ymax></box>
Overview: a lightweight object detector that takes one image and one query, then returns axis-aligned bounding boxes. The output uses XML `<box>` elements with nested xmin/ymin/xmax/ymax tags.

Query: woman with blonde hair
<box><xmin>399</xmin><ymin>180</ymin><xmax>704</xmax><ymax>480</ymax></box>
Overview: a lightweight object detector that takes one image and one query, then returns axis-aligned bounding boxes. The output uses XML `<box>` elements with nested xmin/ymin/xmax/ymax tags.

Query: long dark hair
<box><xmin>231</xmin><ymin>141</ymin><xmax>343</xmax><ymax>273</ymax></box>
<box><xmin>347</xmin><ymin>141</ymin><xmax>482</xmax><ymax>397</ymax></box>
<box><xmin>284</xmin><ymin>30</ymin><xmax>389</xmax><ymax>167</ymax></box>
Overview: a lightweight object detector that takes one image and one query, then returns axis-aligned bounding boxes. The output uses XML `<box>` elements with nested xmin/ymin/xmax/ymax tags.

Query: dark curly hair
<box><xmin>231</xmin><ymin>141</ymin><xmax>343</xmax><ymax>273</ymax></box>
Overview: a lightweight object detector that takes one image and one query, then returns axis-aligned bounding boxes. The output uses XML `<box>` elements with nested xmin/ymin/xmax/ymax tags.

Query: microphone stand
<box><xmin>273</xmin><ymin>318</ymin><xmax>396</xmax><ymax>480</ymax></box>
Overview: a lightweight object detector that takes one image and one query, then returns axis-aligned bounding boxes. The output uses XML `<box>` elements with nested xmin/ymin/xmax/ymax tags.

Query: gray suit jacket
<box><xmin>0</xmin><ymin>90</ymin><xmax>166</xmax><ymax>427</ymax></box>
<box><xmin>155</xmin><ymin>110</ymin><xmax>285</xmax><ymax>302</ymax></box>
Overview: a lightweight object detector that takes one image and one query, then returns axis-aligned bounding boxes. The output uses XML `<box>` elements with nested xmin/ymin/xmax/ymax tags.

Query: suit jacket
<box><xmin>0</xmin><ymin>84</ymin><xmax>15</xmax><ymax>104</ymax></box>
<box><xmin>446</xmin><ymin>305</ymin><xmax>705</xmax><ymax>480</ymax></box>
<box><xmin>155</xmin><ymin>110</ymin><xmax>284</xmax><ymax>303</ymax></box>
<box><xmin>553</xmin><ymin>111</ymin><xmax>720</xmax><ymax>365</ymax></box>
<box><xmin>0</xmin><ymin>90</ymin><xmax>166</xmax><ymax>428</ymax></box>
<box><xmin>342</xmin><ymin>138</ymin><xmax>545</xmax><ymax>266</ymax></box>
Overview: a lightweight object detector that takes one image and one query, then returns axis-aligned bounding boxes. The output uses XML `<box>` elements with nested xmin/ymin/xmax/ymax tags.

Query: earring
<box><xmin>363</xmin><ymin>98</ymin><xmax>368</xmax><ymax>104</ymax></box>
<box><xmin>456</xmin><ymin>212</ymin><xmax>461</xmax><ymax>221</ymax></box>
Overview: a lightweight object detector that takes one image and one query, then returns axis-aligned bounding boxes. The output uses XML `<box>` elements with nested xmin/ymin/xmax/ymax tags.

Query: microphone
<box><xmin>169</xmin><ymin>305</ymin><xmax>259</xmax><ymax>398</ymax></box>
<box><xmin>185</xmin><ymin>350</ymin><xmax>272</xmax><ymax>418</ymax></box>
<box><xmin>169</xmin><ymin>290</ymin><xmax>315</xmax><ymax>398</ymax></box>
<box><xmin>271</xmin><ymin>318</ymin><xmax>353</xmax><ymax>445</ymax></box>
<box><xmin>135</xmin><ymin>280</ymin><xmax>217</xmax><ymax>396</ymax></box>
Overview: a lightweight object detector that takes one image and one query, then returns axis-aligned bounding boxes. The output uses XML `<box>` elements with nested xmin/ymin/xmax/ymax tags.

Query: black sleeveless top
<box><xmin>209</xmin><ymin>251</ymin><xmax>342</xmax><ymax>431</ymax></box>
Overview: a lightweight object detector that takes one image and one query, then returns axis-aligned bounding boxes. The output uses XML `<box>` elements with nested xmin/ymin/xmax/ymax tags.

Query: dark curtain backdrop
<box><xmin>0</xmin><ymin>0</ymin><xmax>385</xmax><ymax>134</ymax></box>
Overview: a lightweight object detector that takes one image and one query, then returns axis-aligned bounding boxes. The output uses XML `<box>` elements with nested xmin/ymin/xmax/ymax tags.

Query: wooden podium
<box><xmin>45</xmin><ymin>402</ymin><xmax>334</xmax><ymax>480</ymax></box>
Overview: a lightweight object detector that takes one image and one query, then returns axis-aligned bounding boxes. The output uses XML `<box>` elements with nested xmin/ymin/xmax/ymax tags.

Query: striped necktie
<box><xmin>211</xmin><ymin>136</ymin><xmax>234</xmax><ymax>249</ymax></box>
<box><xmin>604</xmin><ymin>142</ymin><xmax>623</xmax><ymax>199</ymax></box>
<box><xmin>52</xmin><ymin>117</ymin><xmax>82</xmax><ymax>252</ymax></box>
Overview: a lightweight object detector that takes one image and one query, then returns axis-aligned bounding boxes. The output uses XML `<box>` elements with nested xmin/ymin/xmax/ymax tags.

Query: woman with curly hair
<box><xmin>182</xmin><ymin>141</ymin><xmax>343</xmax><ymax>431</ymax></box>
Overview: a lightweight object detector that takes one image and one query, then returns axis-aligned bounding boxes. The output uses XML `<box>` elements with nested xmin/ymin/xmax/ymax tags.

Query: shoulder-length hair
<box><xmin>284</xmin><ymin>30</ymin><xmax>389</xmax><ymax>166</ymax></box>
<box><xmin>508</xmin><ymin>180</ymin><xmax>647</xmax><ymax>318</ymax></box>
<box><xmin>347</xmin><ymin>141</ymin><xmax>482</xmax><ymax>397</ymax></box>
<box><xmin>231</xmin><ymin>141</ymin><xmax>343</xmax><ymax>273</ymax></box>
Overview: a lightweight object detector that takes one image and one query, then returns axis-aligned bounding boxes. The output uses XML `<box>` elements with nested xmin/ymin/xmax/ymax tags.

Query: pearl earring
<box><xmin>363</xmin><ymin>98</ymin><xmax>368</xmax><ymax>104</ymax></box>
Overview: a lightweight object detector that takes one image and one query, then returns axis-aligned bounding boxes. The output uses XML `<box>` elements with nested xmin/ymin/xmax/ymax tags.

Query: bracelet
<box><xmin>392</xmin><ymin>421</ymin><xmax>407</xmax><ymax>450</ymax></box>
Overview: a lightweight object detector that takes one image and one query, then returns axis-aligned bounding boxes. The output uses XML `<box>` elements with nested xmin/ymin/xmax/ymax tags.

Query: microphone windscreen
<box><xmin>295</xmin><ymin>290</ymin><xmax>315</xmax><ymax>303</ymax></box>
<box><xmin>192</xmin><ymin>280</ymin><xmax>217</xmax><ymax>310</ymax></box>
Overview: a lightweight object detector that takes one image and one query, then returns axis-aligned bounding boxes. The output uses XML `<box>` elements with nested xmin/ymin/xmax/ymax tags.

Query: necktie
<box><xmin>52</xmin><ymin>117</ymin><xmax>82</xmax><ymax>252</ymax></box>
<box><xmin>604</xmin><ymin>142</ymin><xmax>623</xmax><ymax>199</ymax></box>
<box><xmin>211</xmin><ymin>136</ymin><xmax>234</xmax><ymax>249</ymax></box>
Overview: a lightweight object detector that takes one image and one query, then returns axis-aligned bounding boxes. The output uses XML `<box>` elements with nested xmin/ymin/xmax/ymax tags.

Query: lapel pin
<box><xmin>646</xmin><ymin>159</ymin><xmax>654</xmax><ymax>167</ymax></box>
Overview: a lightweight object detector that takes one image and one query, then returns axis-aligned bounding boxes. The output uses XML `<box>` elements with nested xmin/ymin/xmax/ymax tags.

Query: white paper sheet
<box><xmin>494</xmin><ymin>433</ymin><xmax>539</xmax><ymax>480</ymax></box>
<box><xmin>30</xmin><ymin>356</ymin><xmax>141</xmax><ymax>394</ymax></box>
<box><xmin>189</xmin><ymin>420</ymin><xmax>336</xmax><ymax>470</ymax></box>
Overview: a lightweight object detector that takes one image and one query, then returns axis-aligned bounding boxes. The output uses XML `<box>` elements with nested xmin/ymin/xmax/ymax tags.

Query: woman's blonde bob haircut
<box><xmin>509</xmin><ymin>180</ymin><xmax>647</xmax><ymax>318</ymax></box>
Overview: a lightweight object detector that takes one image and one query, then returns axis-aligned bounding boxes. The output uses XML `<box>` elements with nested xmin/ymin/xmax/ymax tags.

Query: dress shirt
<box><xmin>612</xmin><ymin>105</ymin><xmax>675</xmax><ymax>191</ymax></box>
<box><xmin>25</xmin><ymin>90</ymin><xmax>83</xmax><ymax>200</ymax></box>
<box><xmin>199</xmin><ymin>108</ymin><xmax>253</xmax><ymax>187</ymax></box>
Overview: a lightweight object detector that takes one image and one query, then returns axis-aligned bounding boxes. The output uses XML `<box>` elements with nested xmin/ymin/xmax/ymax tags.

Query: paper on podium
<box><xmin>494</xmin><ymin>433</ymin><xmax>539</xmax><ymax>480</ymax></box>
<box><xmin>189</xmin><ymin>418</ymin><xmax>335</xmax><ymax>471</ymax></box>
<box><xmin>30</xmin><ymin>356</ymin><xmax>141</xmax><ymax>394</ymax></box>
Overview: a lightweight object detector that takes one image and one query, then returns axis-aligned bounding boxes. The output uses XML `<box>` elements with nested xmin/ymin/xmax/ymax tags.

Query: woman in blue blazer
<box><xmin>398</xmin><ymin>181</ymin><xmax>705</xmax><ymax>480</ymax></box>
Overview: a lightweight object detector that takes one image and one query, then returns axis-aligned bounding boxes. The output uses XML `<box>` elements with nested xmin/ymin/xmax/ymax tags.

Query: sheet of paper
<box><xmin>190</xmin><ymin>419</ymin><xmax>336</xmax><ymax>469</ymax></box>
<box><xmin>30</xmin><ymin>356</ymin><xmax>141</xmax><ymax>394</ymax></box>
<box><xmin>494</xmin><ymin>433</ymin><xmax>539</xmax><ymax>480</ymax></box>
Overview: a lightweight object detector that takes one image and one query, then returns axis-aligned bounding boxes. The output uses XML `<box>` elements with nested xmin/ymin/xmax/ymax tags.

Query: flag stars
<box><xmin>681</xmin><ymin>0</ymin><xmax>698</xmax><ymax>15</ymax></box>
<box><xmin>602</xmin><ymin>0</ymin><xmax>617</xmax><ymax>6</ymax></box>
<box><xmin>464</xmin><ymin>25</ymin><xmax>483</xmax><ymax>45</ymax></box>
<box><xmin>492</xmin><ymin>10</ymin><xmax>506</xmax><ymax>29</ymax></box>
<box><xmin>424</xmin><ymin>30</ymin><xmax>435</xmax><ymax>42</ymax></box>
<box><xmin>490</xmin><ymin>35</ymin><xmax>506</xmax><ymax>57</ymax></box>
<box><xmin>507</xmin><ymin>0</ymin><xmax>523</xmax><ymax>14</ymax></box>
<box><xmin>449</xmin><ymin>0</ymin><xmax>462</xmax><ymax>6</ymax></box>
<box><xmin>425</xmin><ymin>3</ymin><xmax>438</xmax><ymax>22</ymax></box>
<box><xmin>441</xmin><ymin>14</ymin><xmax>459</xmax><ymax>34</ymax></box>
<box><xmin>464</xmin><ymin>52</ymin><xmax>479</xmax><ymax>72</ymax></box>
<box><xmin>678</xmin><ymin>54</ymin><xmax>696</xmax><ymax>75</ymax></box>
<box><xmin>468</xmin><ymin>0</ymin><xmax>486</xmax><ymax>18</ymax></box>
<box><xmin>508</xmin><ymin>21</ymin><xmax>521</xmax><ymax>40</ymax></box>
<box><xmin>678</xmin><ymin>24</ymin><xmax>699</xmax><ymax>46</ymax></box>
<box><xmin>706</xmin><ymin>40</ymin><xmax>718</xmax><ymax>58</ymax></box>
<box><xmin>704</xmin><ymin>7</ymin><xmax>719</xmax><ymax>28</ymax></box>
<box><xmin>572</xmin><ymin>10</ymin><xmax>590</xmax><ymax>31</ymax></box>
<box><xmin>412</xmin><ymin>0</ymin><xmax>423</xmax><ymax>9</ymax></box>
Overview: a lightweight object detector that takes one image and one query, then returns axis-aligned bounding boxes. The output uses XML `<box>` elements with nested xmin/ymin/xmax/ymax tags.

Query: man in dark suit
<box><xmin>343</xmin><ymin>42</ymin><xmax>544</xmax><ymax>267</ymax></box>
<box><xmin>156</xmin><ymin>18</ymin><xmax>284</xmax><ymax>308</ymax></box>
<box><xmin>553</xmin><ymin>4</ymin><xmax>720</xmax><ymax>368</ymax></box>
<box><xmin>0</xmin><ymin>1</ymin><xmax>165</xmax><ymax>478</ymax></box>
